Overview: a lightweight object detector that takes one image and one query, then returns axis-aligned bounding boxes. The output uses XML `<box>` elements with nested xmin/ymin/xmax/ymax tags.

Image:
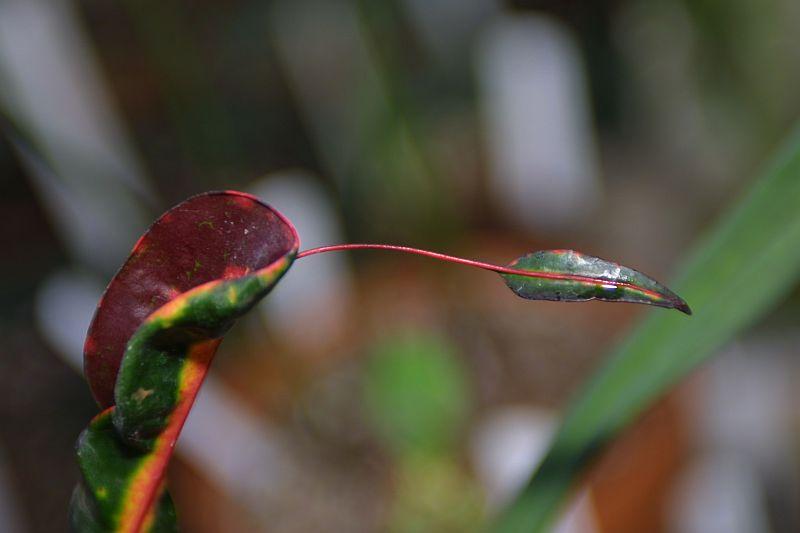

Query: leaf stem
<box><xmin>297</xmin><ymin>243</ymin><xmax>533</xmax><ymax>275</ymax></box>
<box><xmin>297</xmin><ymin>244</ymin><xmax>644</xmax><ymax>290</ymax></box>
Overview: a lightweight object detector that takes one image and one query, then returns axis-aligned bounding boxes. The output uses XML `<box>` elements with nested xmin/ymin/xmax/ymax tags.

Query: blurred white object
<box><xmin>553</xmin><ymin>490</ymin><xmax>599</xmax><ymax>533</ymax></box>
<box><xmin>478</xmin><ymin>14</ymin><xmax>601</xmax><ymax>231</ymax></box>
<box><xmin>34</xmin><ymin>269</ymin><xmax>103</xmax><ymax>370</ymax></box>
<box><xmin>669</xmin><ymin>337</ymin><xmax>800</xmax><ymax>533</ymax></box>
<box><xmin>691</xmin><ymin>342</ymin><xmax>794</xmax><ymax>468</ymax></box>
<box><xmin>181</xmin><ymin>377</ymin><xmax>296</xmax><ymax>511</ymax></box>
<box><xmin>34</xmin><ymin>269</ymin><xmax>296</xmax><ymax>525</ymax></box>
<box><xmin>250</xmin><ymin>172</ymin><xmax>353</xmax><ymax>350</ymax></box>
<box><xmin>668</xmin><ymin>454</ymin><xmax>770</xmax><ymax>533</ymax></box>
<box><xmin>471</xmin><ymin>406</ymin><xmax>557</xmax><ymax>509</ymax></box>
<box><xmin>471</xmin><ymin>406</ymin><xmax>598</xmax><ymax>532</ymax></box>
<box><xmin>0</xmin><ymin>0</ymin><xmax>152</xmax><ymax>271</ymax></box>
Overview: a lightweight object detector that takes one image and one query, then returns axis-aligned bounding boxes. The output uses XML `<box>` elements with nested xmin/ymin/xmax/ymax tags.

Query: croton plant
<box><xmin>70</xmin><ymin>191</ymin><xmax>690</xmax><ymax>532</ymax></box>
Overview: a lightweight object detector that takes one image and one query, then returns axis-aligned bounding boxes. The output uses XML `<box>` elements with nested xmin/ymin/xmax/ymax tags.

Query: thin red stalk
<box><xmin>295</xmin><ymin>244</ymin><xmax>666</xmax><ymax>300</ymax></box>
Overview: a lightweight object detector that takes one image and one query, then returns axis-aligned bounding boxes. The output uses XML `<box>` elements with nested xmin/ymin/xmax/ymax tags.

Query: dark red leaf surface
<box><xmin>84</xmin><ymin>191</ymin><xmax>299</xmax><ymax>407</ymax></box>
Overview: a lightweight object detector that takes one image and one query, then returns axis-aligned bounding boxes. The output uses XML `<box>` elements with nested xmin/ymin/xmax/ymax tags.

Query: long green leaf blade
<box><xmin>494</xmin><ymin>124</ymin><xmax>800</xmax><ymax>532</ymax></box>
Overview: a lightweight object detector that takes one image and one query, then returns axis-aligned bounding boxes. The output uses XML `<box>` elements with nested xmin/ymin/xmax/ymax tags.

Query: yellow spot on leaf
<box><xmin>133</xmin><ymin>388</ymin><xmax>154</xmax><ymax>402</ymax></box>
<box><xmin>185</xmin><ymin>259</ymin><xmax>202</xmax><ymax>280</ymax></box>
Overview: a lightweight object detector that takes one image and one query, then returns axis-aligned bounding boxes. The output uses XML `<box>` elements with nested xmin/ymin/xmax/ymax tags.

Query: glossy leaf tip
<box><xmin>501</xmin><ymin>250</ymin><xmax>691</xmax><ymax>315</ymax></box>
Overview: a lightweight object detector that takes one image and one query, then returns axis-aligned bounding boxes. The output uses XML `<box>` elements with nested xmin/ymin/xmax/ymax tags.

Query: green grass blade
<box><xmin>494</xmin><ymin>124</ymin><xmax>800</xmax><ymax>533</ymax></box>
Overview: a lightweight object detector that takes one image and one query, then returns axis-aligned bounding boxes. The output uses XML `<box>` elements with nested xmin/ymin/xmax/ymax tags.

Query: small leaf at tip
<box><xmin>501</xmin><ymin>250</ymin><xmax>691</xmax><ymax>314</ymax></box>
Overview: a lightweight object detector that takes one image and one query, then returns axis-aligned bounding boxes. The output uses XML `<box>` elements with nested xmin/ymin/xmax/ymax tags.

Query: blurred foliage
<box><xmin>388</xmin><ymin>455</ymin><xmax>484</xmax><ymax>533</ymax></box>
<box><xmin>363</xmin><ymin>333</ymin><xmax>469</xmax><ymax>457</ymax></box>
<box><xmin>362</xmin><ymin>332</ymin><xmax>485</xmax><ymax>532</ymax></box>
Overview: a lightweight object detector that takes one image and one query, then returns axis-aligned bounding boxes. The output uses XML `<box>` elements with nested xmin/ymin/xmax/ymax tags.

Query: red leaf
<box><xmin>84</xmin><ymin>191</ymin><xmax>299</xmax><ymax>407</ymax></box>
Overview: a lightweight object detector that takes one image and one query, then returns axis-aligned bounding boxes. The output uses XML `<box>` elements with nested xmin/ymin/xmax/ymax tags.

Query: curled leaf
<box><xmin>501</xmin><ymin>250</ymin><xmax>691</xmax><ymax>314</ymax></box>
<box><xmin>84</xmin><ymin>191</ymin><xmax>298</xmax><ymax>408</ymax></box>
<box><xmin>72</xmin><ymin>191</ymin><xmax>298</xmax><ymax>532</ymax></box>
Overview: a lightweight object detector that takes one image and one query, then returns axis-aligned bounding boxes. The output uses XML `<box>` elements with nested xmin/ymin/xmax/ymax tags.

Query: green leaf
<box><xmin>502</xmin><ymin>250</ymin><xmax>691</xmax><ymax>314</ymax></box>
<box><xmin>363</xmin><ymin>333</ymin><xmax>469</xmax><ymax>456</ymax></box>
<box><xmin>494</xmin><ymin>125</ymin><xmax>800</xmax><ymax>532</ymax></box>
<box><xmin>70</xmin><ymin>410</ymin><xmax>177</xmax><ymax>533</ymax></box>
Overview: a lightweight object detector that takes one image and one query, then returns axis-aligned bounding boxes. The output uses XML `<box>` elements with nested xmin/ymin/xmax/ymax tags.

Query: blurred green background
<box><xmin>1</xmin><ymin>0</ymin><xmax>800</xmax><ymax>532</ymax></box>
